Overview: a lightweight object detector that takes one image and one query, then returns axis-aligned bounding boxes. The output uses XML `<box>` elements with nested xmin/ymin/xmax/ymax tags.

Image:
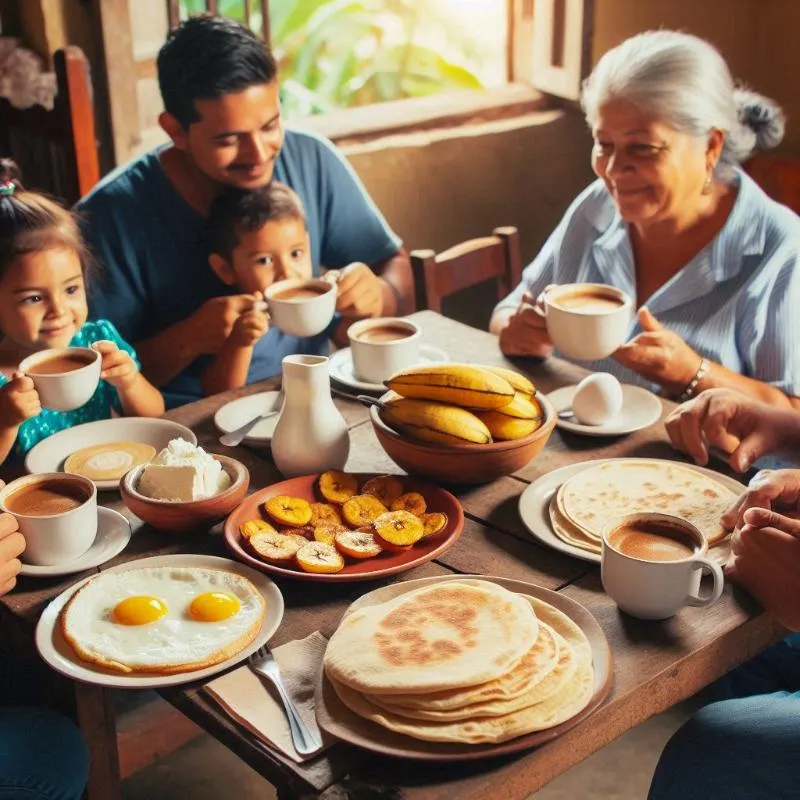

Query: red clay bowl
<box><xmin>120</xmin><ymin>455</ymin><xmax>249</xmax><ymax>532</ymax></box>
<box><xmin>370</xmin><ymin>393</ymin><xmax>556</xmax><ymax>485</ymax></box>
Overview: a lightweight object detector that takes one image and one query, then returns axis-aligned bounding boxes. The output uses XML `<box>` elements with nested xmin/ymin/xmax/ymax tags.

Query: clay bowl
<box><xmin>120</xmin><ymin>455</ymin><xmax>249</xmax><ymax>532</ymax></box>
<box><xmin>370</xmin><ymin>393</ymin><xmax>556</xmax><ymax>485</ymax></box>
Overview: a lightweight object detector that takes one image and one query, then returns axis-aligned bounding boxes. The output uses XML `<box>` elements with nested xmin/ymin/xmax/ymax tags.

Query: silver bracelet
<box><xmin>677</xmin><ymin>357</ymin><xmax>709</xmax><ymax>403</ymax></box>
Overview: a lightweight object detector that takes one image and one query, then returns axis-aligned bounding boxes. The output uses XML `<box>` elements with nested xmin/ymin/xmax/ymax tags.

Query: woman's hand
<box><xmin>93</xmin><ymin>341</ymin><xmax>138</xmax><ymax>388</ymax></box>
<box><xmin>0</xmin><ymin>512</ymin><xmax>25</xmax><ymax>595</ymax></box>
<box><xmin>665</xmin><ymin>389</ymin><xmax>795</xmax><ymax>471</ymax></box>
<box><xmin>496</xmin><ymin>293</ymin><xmax>554</xmax><ymax>358</ymax></box>
<box><xmin>614</xmin><ymin>308</ymin><xmax>701</xmax><ymax>395</ymax></box>
<box><xmin>722</xmin><ymin>469</ymin><xmax>800</xmax><ymax>531</ymax></box>
<box><xmin>335</xmin><ymin>263</ymin><xmax>384</xmax><ymax>319</ymax></box>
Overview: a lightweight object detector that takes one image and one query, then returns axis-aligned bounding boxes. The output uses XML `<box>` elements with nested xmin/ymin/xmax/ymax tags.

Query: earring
<box><xmin>702</xmin><ymin>168</ymin><xmax>714</xmax><ymax>194</ymax></box>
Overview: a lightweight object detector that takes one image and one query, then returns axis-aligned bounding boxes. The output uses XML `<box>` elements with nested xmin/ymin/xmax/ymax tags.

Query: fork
<box><xmin>247</xmin><ymin>644</ymin><xmax>323</xmax><ymax>755</ymax></box>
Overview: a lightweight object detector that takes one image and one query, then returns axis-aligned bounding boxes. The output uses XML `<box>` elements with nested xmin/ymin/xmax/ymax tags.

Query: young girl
<box><xmin>0</xmin><ymin>160</ymin><xmax>164</xmax><ymax>465</ymax></box>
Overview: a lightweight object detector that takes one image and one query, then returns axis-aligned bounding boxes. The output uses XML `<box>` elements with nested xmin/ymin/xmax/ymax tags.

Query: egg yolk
<box><xmin>189</xmin><ymin>592</ymin><xmax>241</xmax><ymax>622</ymax></box>
<box><xmin>113</xmin><ymin>596</ymin><xmax>168</xmax><ymax>625</ymax></box>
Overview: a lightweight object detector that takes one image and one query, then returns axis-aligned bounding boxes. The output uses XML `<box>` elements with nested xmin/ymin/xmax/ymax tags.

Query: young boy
<box><xmin>203</xmin><ymin>183</ymin><xmax>313</xmax><ymax>395</ymax></box>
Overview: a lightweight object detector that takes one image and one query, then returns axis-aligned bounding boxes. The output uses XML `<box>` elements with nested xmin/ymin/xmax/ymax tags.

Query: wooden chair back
<box><xmin>744</xmin><ymin>154</ymin><xmax>800</xmax><ymax>216</ymax></box>
<box><xmin>410</xmin><ymin>227</ymin><xmax>523</xmax><ymax>313</ymax></box>
<box><xmin>0</xmin><ymin>47</ymin><xmax>100</xmax><ymax>205</ymax></box>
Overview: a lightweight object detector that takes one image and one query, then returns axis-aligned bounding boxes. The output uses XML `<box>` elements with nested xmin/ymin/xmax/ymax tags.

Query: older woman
<box><xmin>491</xmin><ymin>31</ymin><xmax>800</xmax><ymax>408</ymax></box>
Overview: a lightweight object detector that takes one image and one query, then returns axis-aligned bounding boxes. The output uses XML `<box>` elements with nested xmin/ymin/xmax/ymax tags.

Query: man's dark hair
<box><xmin>157</xmin><ymin>14</ymin><xmax>278</xmax><ymax>128</ymax></box>
<box><xmin>208</xmin><ymin>183</ymin><xmax>306</xmax><ymax>259</ymax></box>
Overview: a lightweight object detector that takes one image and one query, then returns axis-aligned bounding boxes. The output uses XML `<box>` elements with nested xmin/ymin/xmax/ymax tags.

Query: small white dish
<box><xmin>35</xmin><ymin>554</ymin><xmax>284</xmax><ymax>690</ymax></box>
<box><xmin>518</xmin><ymin>459</ymin><xmax>745</xmax><ymax>565</ymax></box>
<box><xmin>328</xmin><ymin>344</ymin><xmax>449</xmax><ymax>393</ymax></box>
<box><xmin>547</xmin><ymin>384</ymin><xmax>662</xmax><ymax>437</ymax></box>
<box><xmin>20</xmin><ymin>507</ymin><xmax>131</xmax><ymax>577</ymax></box>
<box><xmin>25</xmin><ymin>418</ymin><xmax>197</xmax><ymax>491</ymax></box>
<box><xmin>214</xmin><ymin>390</ymin><xmax>282</xmax><ymax>447</ymax></box>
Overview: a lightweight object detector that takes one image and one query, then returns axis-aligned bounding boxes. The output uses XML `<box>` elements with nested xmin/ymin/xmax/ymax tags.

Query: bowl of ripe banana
<box><xmin>370</xmin><ymin>364</ymin><xmax>556</xmax><ymax>484</ymax></box>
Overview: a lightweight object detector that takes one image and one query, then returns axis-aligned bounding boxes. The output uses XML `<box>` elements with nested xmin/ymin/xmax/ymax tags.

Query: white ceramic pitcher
<box><xmin>271</xmin><ymin>354</ymin><xmax>350</xmax><ymax>477</ymax></box>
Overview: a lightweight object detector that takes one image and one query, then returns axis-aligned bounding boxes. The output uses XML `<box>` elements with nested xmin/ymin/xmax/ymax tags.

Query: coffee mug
<box><xmin>0</xmin><ymin>473</ymin><xmax>97</xmax><ymax>565</ymax></box>
<box><xmin>537</xmin><ymin>283</ymin><xmax>633</xmax><ymax>361</ymax></box>
<box><xmin>264</xmin><ymin>278</ymin><xmax>337</xmax><ymax>338</ymax></box>
<box><xmin>601</xmin><ymin>512</ymin><xmax>724</xmax><ymax>620</ymax></box>
<box><xmin>19</xmin><ymin>346</ymin><xmax>101</xmax><ymax>411</ymax></box>
<box><xmin>347</xmin><ymin>318</ymin><xmax>422</xmax><ymax>384</ymax></box>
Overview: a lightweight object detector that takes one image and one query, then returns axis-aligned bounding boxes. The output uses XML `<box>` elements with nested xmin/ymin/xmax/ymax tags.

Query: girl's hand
<box><xmin>0</xmin><ymin>372</ymin><xmax>41</xmax><ymax>427</ymax></box>
<box><xmin>613</xmin><ymin>308</ymin><xmax>702</xmax><ymax>395</ymax></box>
<box><xmin>497</xmin><ymin>292</ymin><xmax>554</xmax><ymax>358</ymax></box>
<box><xmin>93</xmin><ymin>341</ymin><xmax>138</xmax><ymax>388</ymax></box>
<box><xmin>230</xmin><ymin>308</ymin><xmax>269</xmax><ymax>347</ymax></box>
<box><xmin>335</xmin><ymin>262</ymin><xmax>384</xmax><ymax>319</ymax></box>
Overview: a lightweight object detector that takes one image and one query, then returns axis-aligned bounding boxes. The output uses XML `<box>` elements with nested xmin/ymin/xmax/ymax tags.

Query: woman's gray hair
<box><xmin>581</xmin><ymin>30</ymin><xmax>785</xmax><ymax>182</ymax></box>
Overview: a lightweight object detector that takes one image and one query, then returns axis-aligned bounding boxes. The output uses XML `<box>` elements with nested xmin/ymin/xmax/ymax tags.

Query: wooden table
<box><xmin>0</xmin><ymin>311</ymin><xmax>784</xmax><ymax>800</ymax></box>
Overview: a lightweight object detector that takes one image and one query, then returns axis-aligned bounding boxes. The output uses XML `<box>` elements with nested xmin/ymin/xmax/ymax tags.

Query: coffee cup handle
<box><xmin>684</xmin><ymin>556</ymin><xmax>725</xmax><ymax>608</ymax></box>
<box><xmin>530</xmin><ymin>284</ymin><xmax>556</xmax><ymax>319</ymax></box>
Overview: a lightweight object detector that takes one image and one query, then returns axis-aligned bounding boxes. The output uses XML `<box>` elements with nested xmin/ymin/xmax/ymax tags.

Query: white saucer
<box><xmin>25</xmin><ymin>418</ymin><xmax>197</xmax><ymax>491</ymax></box>
<box><xmin>35</xmin><ymin>554</ymin><xmax>284</xmax><ymax>690</ymax></box>
<box><xmin>20</xmin><ymin>507</ymin><xmax>131</xmax><ymax>577</ymax></box>
<box><xmin>546</xmin><ymin>384</ymin><xmax>663</xmax><ymax>437</ymax></box>
<box><xmin>328</xmin><ymin>345</ymin><xmax>450</xmax><ymax>393</ymax></box>
<box><xmin>214</xmin><ymin>390</ymin><xmax>282</xmax><ymax>447</ymax></box>
<box><xmin>518</xmin><ymin>458</ymin><xmax>745</xmax><ymax>564</ymax></box>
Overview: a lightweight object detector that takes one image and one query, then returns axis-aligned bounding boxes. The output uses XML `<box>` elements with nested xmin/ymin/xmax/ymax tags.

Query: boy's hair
<box><xmin>208</xmin><ymin>182</ymin><xmax>306</xmax><ymax>259</ymax></box>
<box><xmin>0</xmin><ymin>159</ymin><xmax>91</xmax><ymax>278</ymax></box>
<box><xmin>158</xmin><ymin>15</ymin><xmax>278</xmax><ymax>129</ymax></box>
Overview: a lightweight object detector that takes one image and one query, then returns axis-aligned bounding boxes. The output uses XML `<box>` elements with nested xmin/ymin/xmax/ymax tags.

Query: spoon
<box><xmin>218</xmin><ymin>390</ymin><xmax>284</xmax><ymax>447</ymax></box>
<box><xmin>330</xmin><ymin>386</ymin><xmax>385</xmax><ymax>409</ymax></box>
<box><xmin>557</xmin><ymin>408</ymin><xmax>575</xmax><ymax>420</ymax></box>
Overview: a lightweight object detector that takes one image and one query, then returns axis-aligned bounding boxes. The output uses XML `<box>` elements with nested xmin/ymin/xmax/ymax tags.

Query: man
<box><xmin>80</xmin><ymin>15</ymin><xmax>413</xmax><ymax>406</ymax></box>
<box><xmin>648</xmin><ymin>388</ymin><xmax>800</xmax><ymax>799</ymax></box>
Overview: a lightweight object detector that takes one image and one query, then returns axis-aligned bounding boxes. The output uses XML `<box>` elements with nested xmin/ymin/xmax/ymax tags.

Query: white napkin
<box><xmin>205</xmin><ymin>632</ymin><xmax>333</xmax><ymax>762</ymax></box>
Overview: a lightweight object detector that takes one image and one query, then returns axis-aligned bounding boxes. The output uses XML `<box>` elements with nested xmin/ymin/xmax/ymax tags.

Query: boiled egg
<box><xmin>571</xmin><ymin>373</ymin><xmax>623</xmax><ymax>425</ymax></box>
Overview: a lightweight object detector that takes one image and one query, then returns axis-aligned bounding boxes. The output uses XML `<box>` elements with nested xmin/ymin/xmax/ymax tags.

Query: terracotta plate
<box><xmin>224</xmin><ymin>473</ymin><xmax>464</xmax><ymax>582</ymax></box>
<box><xmin>315</xmin><ymin>574</ymin><xmax>614</xmax><ymax>760</ymax></box>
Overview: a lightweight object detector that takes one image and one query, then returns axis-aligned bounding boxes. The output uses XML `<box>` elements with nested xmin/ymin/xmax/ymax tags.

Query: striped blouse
<box><xmin>495</xmin><ymin>171</ymin><xmax>800</xmax><ymax>396</ymax></box>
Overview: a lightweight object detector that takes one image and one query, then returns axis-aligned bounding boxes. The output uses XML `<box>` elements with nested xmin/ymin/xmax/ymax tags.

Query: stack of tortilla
<box><xmin>548</xmin><ymin>459</ymin><xmax>739</xmax><ymax>557</ymax></box>
<box><xmin>323</xmin><ymin>579</ymin><xmax>594</xmax><ymax>745</ymax></box>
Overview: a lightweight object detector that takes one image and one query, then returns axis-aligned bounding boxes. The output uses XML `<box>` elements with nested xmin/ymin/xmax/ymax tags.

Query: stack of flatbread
<box><xmin>323</xmin><ymin>580</ymin><xmax>595</xmax><ymax>745</ymax></box>
<box><xmin>549</xmin><ymin>459</ymin><xmax>739</xmax><ymax>557</ymax></box>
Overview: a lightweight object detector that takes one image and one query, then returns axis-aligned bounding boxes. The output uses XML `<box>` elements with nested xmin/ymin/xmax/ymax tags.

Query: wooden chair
<box><xmin>410</xmin><ymin>227</ymin><xmax>523</xmax><ymax>313</ymax></box>
<box><xmin>744</xmin><ymin>154</ymin><xmax>800</xmax><ymax>216</ymax></box>
<box><xmin>0</xmin><ymin>46</ymin><xmax>100</xmax><ymax>204</ymax></box>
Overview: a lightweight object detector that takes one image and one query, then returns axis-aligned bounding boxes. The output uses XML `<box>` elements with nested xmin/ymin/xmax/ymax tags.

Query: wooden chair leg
<box><xmin>74</xmin><ymin>683</ymin><xmax>123</xmax><ymax>800</ymax></box>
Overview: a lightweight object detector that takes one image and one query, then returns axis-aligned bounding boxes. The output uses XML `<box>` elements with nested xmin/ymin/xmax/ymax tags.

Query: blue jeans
<box><xmin>0</xmin><ymin>708</ymin><xmax>88</xmax><ymax>800</ymax></box>
<box><xmin>648</xmin><ymin>635</ymin><xmax>800</xmax><ymax>800</ymax></box>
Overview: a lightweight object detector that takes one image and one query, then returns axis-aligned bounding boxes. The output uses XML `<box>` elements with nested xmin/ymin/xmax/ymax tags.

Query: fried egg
<box><xmin>60</xmin><ymin>567</ymin><xmax>266</xmax><ymax>674</ymax></box>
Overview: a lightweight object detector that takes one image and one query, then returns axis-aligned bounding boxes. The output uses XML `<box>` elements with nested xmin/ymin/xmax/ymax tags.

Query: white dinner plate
<box><xmin>518</xmin><ymin>458</ymin><xmax>745</xmax><ymax>564</ymax></box>
<box><xmin>213</xmin><ymin>390</ymin><xmax>282</xmax><ymax>447</ymax></box>
<box><xmin>25</xmin><ymin>418</ymin><xmax>197</xmax><ymax>491</ymax></box>
<box><xmin>20</xmin><ymin>507</ymin><xmax>131</xmax><ymax>577</ymax></box>
<box><xmin>35</xmin><ymin>554</ymin><xmax>284</xmax><ymax>690</ymax></box>
<box><xmin>328</xmin><ymin>345</ymin><xmax>450</xmax><ymax>393</ymax></box>
<box><xmin>546</xmin><ymin>384</ymin><xmax>663</xmax><ymax>437</ymax></box>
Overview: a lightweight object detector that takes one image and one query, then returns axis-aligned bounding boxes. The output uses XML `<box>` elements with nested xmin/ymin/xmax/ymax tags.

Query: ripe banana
<box><xmin>495</xmin><ymin>392</ymin><xmax>544</xmax><ymax>420</ymax></box>
<box><xmin>475</xmin><ymin>411</ymin><xmax>543</xmax><ymax>441</ymax></box>
<box><xmin>483</xmin><ymin>366</ymin><xmax>536</xmax><ymax>398</ymax></box>
<box><xmin>386</xmin><ymin>365</ymin><xmax>514</xmax><ymax>410</ymax></box>
<box><xmin>380</xmin><ymin>397</ymin><xmax>492</xmax><ymax>445</ymax></box>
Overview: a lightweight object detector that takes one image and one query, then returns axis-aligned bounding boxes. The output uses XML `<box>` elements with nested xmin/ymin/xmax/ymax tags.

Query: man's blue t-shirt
<box><xmin>78</xmin><ymin>129</ymin><xmax>401</xmax><ymax>407</ymax></box>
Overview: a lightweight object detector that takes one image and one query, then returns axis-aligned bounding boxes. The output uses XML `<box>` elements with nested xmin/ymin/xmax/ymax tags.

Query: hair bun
<box><xmin>734</xmin><ymin>88</ymin><xmax>785</xmax><ymax>151</ymax></box>
<box><xmin>0</xmin><ymin>158</ymin><xmax>23</xmax><ymax>190</ymax></box>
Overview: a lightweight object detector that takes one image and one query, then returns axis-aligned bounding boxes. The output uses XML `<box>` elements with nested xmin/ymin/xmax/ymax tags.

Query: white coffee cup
<box><xmin>0</xmin><ymin>473</ymin><xmax>97</xmax><ymax>565</ymax></box>
<box><xmin>601</xmin><ymin>512</ymin><xmax>724</xmax><ymax>620</ymax></box>
<box><xmin>538</xmin><ymin>283</ymin><xmax>633</xmax><ymax>361</ymax></box>
<box><xmin>264</xmin><ymin>278</ymin><xmax>337</xmax><ymax>338</ymax></box>
<box><xmin>347</xmin><ymin>318</ymin><xmax>422</xmax><ymax>384</ymax></box>
<box><xmin>19</xmin><ymin>346</ymin><xmax>101</xmax><ymax>411</ymax></box>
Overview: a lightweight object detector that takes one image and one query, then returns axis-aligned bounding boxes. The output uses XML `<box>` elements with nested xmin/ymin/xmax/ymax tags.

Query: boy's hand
<box><xmin>0</xmin><ymin>372</ymin><xmax>41</xmax><ymax>427</ymax></box>
<box><xmin>93</xmin><ymin>341</ymin><xmax>138</xmax><ymax>388</ymax></box>
<box><xmin>230</xmin><ymin>308</ymin><xmax>269</xmax><ymax>347</ymax></box>
<box><xmin>335</xmin><ymin>262</ymin><xmax>384</xmax><ymax>319</ymax></box>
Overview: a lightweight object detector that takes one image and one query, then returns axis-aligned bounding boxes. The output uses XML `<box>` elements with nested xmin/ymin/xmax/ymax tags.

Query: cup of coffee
<box><xmin>539</xmin><ymin>283</ymin><xmax>633</xmax><ymax>361</ymax></box>
<box><xmin>347</xmin><ymin>318</ymin><xmax>422</xmax><ymax>384</ymax></box>
<box><xmin>601</xmin><ymin>512</ymin><xmax>724</xmax><ymax>620</ymax></box>
<box><xmin>0</xmin><ymin>473</ymin><xmax>97</xmax><ymax>565</ymax></box>
<box><xmin>264</xmin><ymin>279</ymin><xmax>337</xmax><ymax>338</ymax></box>
<box><xmin>19</xmin><ymin>347</ymin><xmax>101</xmax><ymax>411</ymax></box>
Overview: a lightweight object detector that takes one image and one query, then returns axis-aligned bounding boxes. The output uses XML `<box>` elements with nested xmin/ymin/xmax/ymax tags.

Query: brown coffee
<box><xmin>609</xmin><ymin>520</ymin><xmax>698</xmax><ymax>562</ymax></box>
<box><xmin>553</xmin><ymin>291</ymin><xmax>624</xmax><ymax>313</ymax></box>
<box><xmin>354</xmin><ymin>324</ymin><xmax>413</xmax><ymax>344</ymax></box>
<box><xmin>271</xmin><ymin>284</ymin><xmax>328</xmax><ymax>301</ymax></box>
<box><xmin>6</xmin><ymin>479</ymin><xmax>90</xmax><ymax>516</ymax></box>
<box><xmin>27</xmin><ymin>352</ymin><xmax>94</xmax><ymax>375</ymax></box>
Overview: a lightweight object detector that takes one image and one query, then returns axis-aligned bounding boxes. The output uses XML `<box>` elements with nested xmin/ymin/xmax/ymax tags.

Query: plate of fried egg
<box><xmin>35</xmin><ymin>554</ymin><xmax>284</xmax><ymax>689</ymax></box>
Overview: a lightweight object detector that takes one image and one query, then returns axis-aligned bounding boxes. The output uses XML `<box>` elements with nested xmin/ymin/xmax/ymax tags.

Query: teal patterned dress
<box><xmin>0</xmin><ymin>319</ymin><xmax>140</xmax><ymax>457</ymax></box>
